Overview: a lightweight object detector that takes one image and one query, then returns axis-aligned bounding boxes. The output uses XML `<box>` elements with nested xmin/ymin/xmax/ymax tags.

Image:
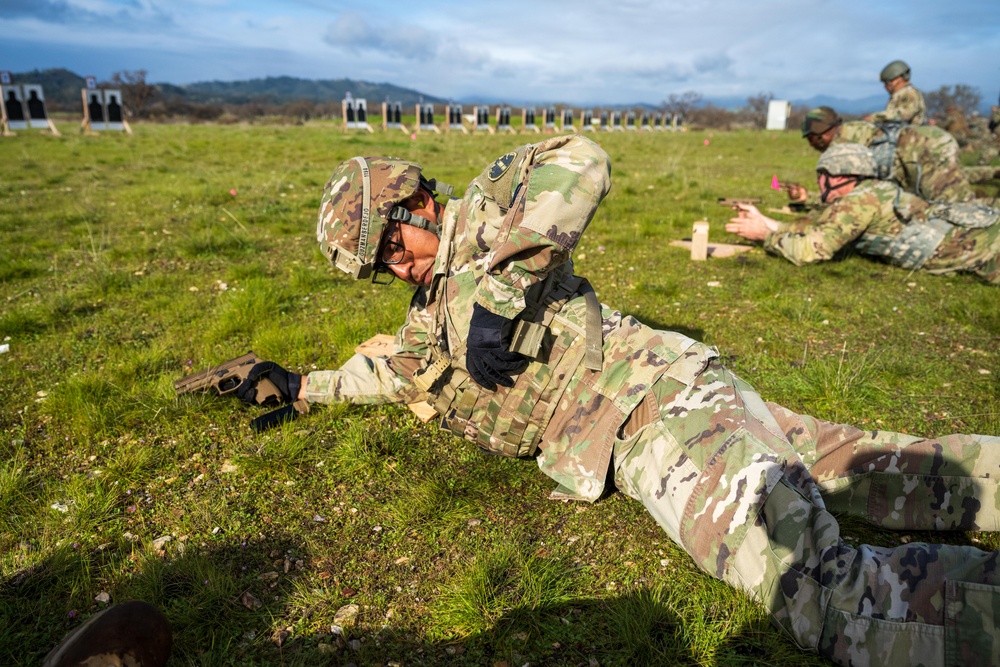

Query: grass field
<box><xmin>1</xmin><ymin>119</ymin><xmax>998</xmax><ymax>666</ymax></box>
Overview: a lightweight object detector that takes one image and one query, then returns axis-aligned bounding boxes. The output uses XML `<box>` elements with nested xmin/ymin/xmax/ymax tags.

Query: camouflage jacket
<box><xmin>305</xmin><ymin>136</ymin><xmax>713</xmax><ymax>500</ymax></box>
<box><xmin>832</xmin><ymin>121</ymin><xmax>972</xmax><ymax>202</ymax></box>
<box><xmin>870</xmin><ymin>83</ymin><xmax>927</xmax><ymax>125</ymax></box>
<box><xmin>763</xmin><ymin>180</ymin><xmax>1000</xmax><ymax>282</ymax></box>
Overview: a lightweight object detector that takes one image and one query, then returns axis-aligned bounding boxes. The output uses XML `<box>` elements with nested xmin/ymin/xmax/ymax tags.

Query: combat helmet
<box><xmin>816</xmin><ymin>143</ymin><xmax>878</xmax><ymax>178</ymax></box>
<box><xmin>880</xmin><ymin>60</ymin><xmax>911</xmax><ymax>83</ymax></box>
<box><xmin>316</xmin><ymin>156</ymin><xmax>452</xmax><ymax>281</ymax></box>
<box><xmin>801</xmin><ymin>106</ymin><xmax>842</xmax><ymax>137</ymax></box>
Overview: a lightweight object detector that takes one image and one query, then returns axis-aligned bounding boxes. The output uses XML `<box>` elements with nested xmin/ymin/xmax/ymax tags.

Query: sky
<box><xmin>2</xmin><ymin>0</ymin><xmax>999</xmax><ymax>107</ymax></box>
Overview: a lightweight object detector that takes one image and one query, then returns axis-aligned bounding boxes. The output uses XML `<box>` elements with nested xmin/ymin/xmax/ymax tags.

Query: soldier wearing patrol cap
<box><xmin>796</xmin><ymin>106</ymin><xmax>975</xmax><ymax>203</ymax></box>
<box><xmin>867</xmin><ymin>59</ymin><xmax>927</xmax><ymax>125</ymax></box>
<box><xmin>729</xmin><ymin>142</ymin><xmax>1000</xmax><ymax>281</ymax></box>
<box><xmin>242</xmin><ymin>135</ymin><xmax>1000</xmax><ymax>665</ymax></box>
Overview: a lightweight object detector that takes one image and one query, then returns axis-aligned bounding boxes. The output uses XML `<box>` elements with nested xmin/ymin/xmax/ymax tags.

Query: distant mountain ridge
<box><xmin>8</xmin><ymin>68</ymin><xmax>991</xmax><ymax>116</ymax></box>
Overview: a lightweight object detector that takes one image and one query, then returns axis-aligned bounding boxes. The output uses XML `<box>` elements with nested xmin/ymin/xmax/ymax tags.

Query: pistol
<box><xmin>717</xmin><ymin>197</ymin><xmax>762</xmax><ymax>207</ymax></box>
<box><xmin>174</xmin><ymin>351</ymin><xmax>308</xmax><ymax>431</ymax></box>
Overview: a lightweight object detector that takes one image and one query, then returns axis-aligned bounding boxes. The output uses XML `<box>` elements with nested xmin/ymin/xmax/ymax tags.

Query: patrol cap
<box><xmin>801</xmin><ymin>106</ymin><xmax>842</xmax><ymax>137</ymax></box>
<box><xmin>880</xmin><ymin>60</ymin><xmax>911</xmax><ymax>83</ymax></box>
<box><xmin>816</xmin><ymin>143</ymin><xmax>878</xmax><ymax>178</ymax></box>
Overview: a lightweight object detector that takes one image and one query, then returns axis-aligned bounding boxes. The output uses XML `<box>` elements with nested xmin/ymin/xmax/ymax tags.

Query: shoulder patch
<box><xmin>488</xmin><ymin>152</ymin><xmax>518</xmax><ymax>181</ymax></box>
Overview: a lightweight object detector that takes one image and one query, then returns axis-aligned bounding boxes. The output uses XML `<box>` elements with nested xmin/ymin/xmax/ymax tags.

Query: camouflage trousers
<box><xmin>613</xmin><ymin>356</ymin><xmax>1000</xmax><ymax>667</ymax></box>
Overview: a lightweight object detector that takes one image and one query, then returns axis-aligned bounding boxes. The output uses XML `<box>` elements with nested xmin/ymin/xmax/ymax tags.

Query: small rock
<box><xmin>334</xmin><ymin>603</ymin><xmax>359</xmax><ymax>627</ymax></box>
<box><xmin>151</xmin><ymin>536</ymin><xmax>171</xmax><ymax>549</ymax></box>
<box><xmin>467</xmin><ymin>518</ymin><xmax>482</xmax><ymax>527</ymax></box>
<box><xmin>259</xmin><ymin>571</ymin><xmax>279</xmax><ymax>581</ymax></box>
<box><xmin>348</xmin><ymin>639</ymin><xmax>362</xmax><ymax>651</ymax></box>
<box><xmin>317</xmin><ymin>642</ymin><xmax>336</xmax><ymax>655</ymax></box>
<box><xmin>312</xmin><ymin>514</ymin><xmax>326</xmax><ymax>523</ymax></box>
<box><xmin>240</xmin><ymin>591</ymin><xmax>261</xmax><ymax>610</ymax></box>
<box><xmin>94</xmin><ymin>592</ymin><xmax>110</xmax><ymax>604</ymax></box>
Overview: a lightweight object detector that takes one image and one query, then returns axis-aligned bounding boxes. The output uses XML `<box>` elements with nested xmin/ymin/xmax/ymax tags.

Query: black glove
<box><xmin>236</xmin><ymin>361</ymin><xmax>302</xmax><ymax>406</ymax></box>
<box><xmin>466</xmin><ymin>303</ymin><xmax>527</xmax><ymax>391</ymax></box>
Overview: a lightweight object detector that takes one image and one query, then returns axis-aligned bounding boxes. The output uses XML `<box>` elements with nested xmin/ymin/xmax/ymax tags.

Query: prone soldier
<box><xmin>237</xmin><ymin>136</ymin><xmax>1000</xmax><ymax>665</ymax></box>
<box><xmin>727</xmin><ymin>142</ymin><xmax>1000</xmax><ymax>283</ymax></box>
<box><xmin>799</xmin><ymin>106</ymin><xmax>975</xmax><ymax>203</ymax></box>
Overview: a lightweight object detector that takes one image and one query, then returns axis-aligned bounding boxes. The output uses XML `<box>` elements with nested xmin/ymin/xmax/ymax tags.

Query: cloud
<box><xmin>323</xmin><ymin>12</ymin><xmax>437</xmax><ymax>60</ymax></box>
<box><xmin>0</xmin><ymin>0</ymin><xmax>86</xmax><ymax>22</ymax></box>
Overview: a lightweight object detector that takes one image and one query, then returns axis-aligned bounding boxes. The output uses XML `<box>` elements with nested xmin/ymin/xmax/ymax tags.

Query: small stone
<box><xmin>348</xmin><ymin>639</ymin><xmax>362</xmax><ymax>651</ymax></box>
<box><xmin>259</xmin><ymin>571</ymin><xmax>279</xmax><ymax>581</ymax></box>
<box><xmin>318</xmin><ymin>642</ymin><xmax>336</xmax><ymax>655</ymax></box>
<box><xmin>94</xmin><ymin>592</ymin><xmax>110</xmax><ymax>604</ymax></box>
<box><xmin>152</xmin><ymin>535</ymin><xmax>171</xmax><ymax>549</ymax></box>
<box><xmin>240</xmin><ymin>591</ymin><xmax>261</xmax><ymax>610</ymax></box>
<box><xmin>334</xmin><ymin>603</ymin><xmax>359</xmax><ymax>627</ymax></box>
<box><xmin>467</xmin><ymin>518</ymin><xmax>482</xmax><ymax>527</ymax></box>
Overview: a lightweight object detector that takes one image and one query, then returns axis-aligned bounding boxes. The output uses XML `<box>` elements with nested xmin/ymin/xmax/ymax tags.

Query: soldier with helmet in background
<box><xmin>729</xmin><ymin>143</ymin><xmax>1000</xmax><ymax>282</ymax></box>
<box><xmin>794</xmin><ymin>106</ymin><xmax>975</xmax><ymax>203</ymax></box>
<box><xmin>229</xmin><ymin>135</ymin><xmax>1000</xmax><ymax>666</ymax></box>
<box><xmin>867</xmin><ymin>59</ymin><xmax>927</xmax><ymax>125</ymax></box>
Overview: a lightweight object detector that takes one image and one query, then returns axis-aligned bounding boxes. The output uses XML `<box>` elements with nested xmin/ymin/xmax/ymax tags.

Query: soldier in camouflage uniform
<box><xmin>729</xmin><ymin>143</ymin><xmax>1000</xmax><ymax>283</ymax></box>
<box><xmin>799</xmin><ymin>106</ymin><xmax>975</xmax><ymax>202</ymax></box>
<box><xmin>239</xmin><ymin>136</ymin><xmax>1000</xmax><ymax>665</ymax></box>
<box><xmin>867</xmin><ymin>60</ymin><xmax>926</xmax><ymax>125</ymax></box>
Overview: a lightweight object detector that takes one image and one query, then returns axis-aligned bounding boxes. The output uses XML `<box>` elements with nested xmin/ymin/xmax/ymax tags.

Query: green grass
<box><xmin>1</xmin><ymin>119</ymin><xmax>998</xmax><ymax>666</ymax></box>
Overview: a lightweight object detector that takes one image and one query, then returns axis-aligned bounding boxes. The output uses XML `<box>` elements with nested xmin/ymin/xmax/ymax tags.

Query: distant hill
<box><xmin>9</xmin><ymin>69</ymin><xmax>447</xmax><ymax>109</ymax></box>
<box><xmin>176</xmin><ymin>76</ymin><xmax>447</xmax><ymax>106</ymax></box>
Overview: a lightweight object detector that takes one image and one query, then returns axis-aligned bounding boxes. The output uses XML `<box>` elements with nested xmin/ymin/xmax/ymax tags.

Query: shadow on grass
<box><xmin>3</xmin><ymin>532</ymin><xmax>801</xmax><ymax>667</ymax></box>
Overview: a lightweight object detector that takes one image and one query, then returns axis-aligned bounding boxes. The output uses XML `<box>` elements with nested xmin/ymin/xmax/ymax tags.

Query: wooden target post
<box><xmin>416</xmin><ymin>103</ymin><xmax>440</xmax><ymax>134</ymax></box>
<box><xmin>80</xmin><ymin>88</ymin><xmax>132</xmax><ymax>135</ymax></box>
<box><xmin>381</xmin><ymin>101</ymin><xmax>409</xmax><ymax>133</ymax></box>
<box><xmin>474</xmin><ymin>105</ymin><xmax>493</xmax><ymax>134</ymax></box>
<box><xmin>342</xmin><ymin>98</ymin><xmax>373</xmax><ymax>133</ymax></box>
<box><xmin>495</xmin><ymin>105</ymin><xmax>515</xmax><ymax>133</ymax></box>
<box><xmin>446</xmin><ymin>103</ymin><xmax>467</xmax><ymax>133</ymax></box>
<box><xmin>560</xmin><ymin>108</ymin><xmax>576</xmax><ymax>133</ymax></box>
<box><xmin>522</xmin><ymin>107</ymin><xmax>540</xmax><ymax>133</ymax></box>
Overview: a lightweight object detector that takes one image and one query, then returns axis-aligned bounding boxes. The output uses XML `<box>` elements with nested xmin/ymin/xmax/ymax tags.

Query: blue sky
<box><xmin>2</xmin><ymin>0</ymin><xmax>998</xmax><ymax>106</ymax></box>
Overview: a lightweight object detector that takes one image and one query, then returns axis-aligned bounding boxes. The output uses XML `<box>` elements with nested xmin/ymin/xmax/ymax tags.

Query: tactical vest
<box><xmin>411</xmin><ymin>146</ymin><xmax>604</xmax><ymax>459</ymax></box>
<box><xmin>853</xmin><ymin>187</ymin><xmax>998</xmax><ymax>269</ymax></box>
<box><xmin>870</xmin><ymin>121</ymin><xmax>906</xmax><ymax>181</ymax></box>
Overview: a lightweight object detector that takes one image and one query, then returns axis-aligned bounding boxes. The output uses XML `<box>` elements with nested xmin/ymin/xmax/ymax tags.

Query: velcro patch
<box><xmin>488</xmin><ymin>152</ymin><xmax>518</xmax><ymax>181</ymax></box>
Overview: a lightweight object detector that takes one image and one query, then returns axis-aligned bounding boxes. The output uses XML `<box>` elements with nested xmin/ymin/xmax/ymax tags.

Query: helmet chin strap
<box><xmin>387</xmin><ymin>206</ymin><xmax>440</xmax><ymax>236</ymax></box>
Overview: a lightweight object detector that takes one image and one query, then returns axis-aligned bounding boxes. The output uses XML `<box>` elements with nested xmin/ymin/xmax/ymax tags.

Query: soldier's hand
<box><xmin>236</xmin><ymin>361</ymin><xmax>302</xmax><ymax>405</ymax></box>
<box><xmin>466</xmin><ymin>303</ymin><xmax>527</xmax><ymax>391</ymax></box>
<box><xmin>785</xmin><ymin>184</ymin><xmax>808</xmax><ymax>202</ymax></box>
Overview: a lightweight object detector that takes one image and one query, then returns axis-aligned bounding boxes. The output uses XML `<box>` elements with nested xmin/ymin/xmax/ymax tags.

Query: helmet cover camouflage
<box><xmin>816</xmin><ymin>143</ymin><xmax>879</xmax><ymax>177</ymax></box>
<box><xmin>880</xmin><ymin>60</ymin><xmax>911</xmax><ymax>82</ymax></box>
<box><xmin>801</xmin><ymin>106</ymin><xmax>842</xmax><ymax>137</ymax></box>
<box><xmin>316</xmin><ymin>156</ymin><xmax>423</xmax><ymax>280</ymax></box>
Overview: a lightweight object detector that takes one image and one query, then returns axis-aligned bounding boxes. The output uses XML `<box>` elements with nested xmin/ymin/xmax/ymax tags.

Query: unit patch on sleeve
<box><xmin>488</xmin><ymin>152</ymin><xmax>518</xmax><ymax>181</ymax></box>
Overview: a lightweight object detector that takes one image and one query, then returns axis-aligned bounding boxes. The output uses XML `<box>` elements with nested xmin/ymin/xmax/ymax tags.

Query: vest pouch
<box><xmin>437</xmin><ymin>320</ymin><xmax>584</xmax><ymax>458</ymax></box>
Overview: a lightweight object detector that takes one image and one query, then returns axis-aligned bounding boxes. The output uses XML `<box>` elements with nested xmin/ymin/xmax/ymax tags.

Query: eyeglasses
<box><xmin>371</xmin><ymin>223</ymin><xmax>408</xmax><ymax>285</ymax></box>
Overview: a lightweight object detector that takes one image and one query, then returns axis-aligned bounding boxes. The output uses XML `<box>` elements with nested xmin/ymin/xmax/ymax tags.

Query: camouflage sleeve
<box><xmin>475</xmin><ymin>135</ymin><xmax>613</xmax><ymax>319</ymax></box>
<box><xmin>870</xmin><ymin>86</ymin><xmax>925</xmax><ymax>124</ymax></box>
<box><xmin>762</xmin><ymin>192</ymin><xmax>876</xmax><ymax>265</ymax></box>
<box><xmin>303</xmin><ymin>291</ymin><xmax>434</xmax><ymax>406</ymax></box>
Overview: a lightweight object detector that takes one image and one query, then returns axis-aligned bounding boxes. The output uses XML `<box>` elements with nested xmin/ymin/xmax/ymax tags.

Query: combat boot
<box><xmin>41</xmin><ymin>600</ymin><xmax>172</xmax><ymax>667</ymax></box>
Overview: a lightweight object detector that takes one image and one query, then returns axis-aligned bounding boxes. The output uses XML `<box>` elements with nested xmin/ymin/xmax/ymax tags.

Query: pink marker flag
<box><xmin>770</xmin><ymin>174</ymin><xmax>780</xmax><ymax>190</ymax></box>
